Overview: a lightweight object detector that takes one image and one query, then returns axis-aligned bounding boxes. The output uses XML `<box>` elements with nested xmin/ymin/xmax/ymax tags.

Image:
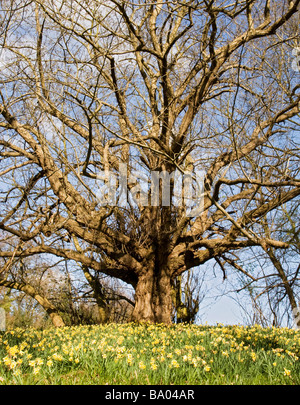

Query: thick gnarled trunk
<box><xmin>132</xmin><ymin>266</ymin><xmax>173</xmax><ymax>324</ymax></box>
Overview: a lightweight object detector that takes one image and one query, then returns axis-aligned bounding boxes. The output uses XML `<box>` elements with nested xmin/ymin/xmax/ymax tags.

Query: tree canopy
<box><xmin>0</xmin><ymin>0</ymin><xmax>299</xmax><ymax>324</ymax></box>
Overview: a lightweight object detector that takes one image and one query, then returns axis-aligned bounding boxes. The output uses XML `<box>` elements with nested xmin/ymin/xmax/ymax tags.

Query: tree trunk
<box><xmin>265</xmin><ymin>247</ymin><xmax>300</xmax><ymax>328</ymax></box>
<box><xmin>132</xmin><ymin>266</ymin><xmax>173</xmax><ymax>324</ymax></box>
<box><xmin>48</xmin><ymin>311</ymin><xmax>65</xmax><ymax>328</ymax></box>
<box><xmin>81</xmin><ymin>265</ymin><xmax>108</xmax><ymax>323</ymax></box>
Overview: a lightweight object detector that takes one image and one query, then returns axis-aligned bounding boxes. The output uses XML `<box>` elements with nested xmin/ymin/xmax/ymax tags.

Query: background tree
<box><xmin>0</xmin><ymin>0</ymin><xmax>299</xmax><ymax>324</ymax></box>
<box><xmin>172</xmin><ymin>270</ymin><xmax>205</xmax><ymax>323</ymax></box>
<box><xmin>0</xmin><ymin>236</ymin><xmax>134</xmax><ymax>327</ymax></box>
<box><xmin>230</xmin><ymin>203</ymin><xmax>300</xmax><ymax>328</ymax></box>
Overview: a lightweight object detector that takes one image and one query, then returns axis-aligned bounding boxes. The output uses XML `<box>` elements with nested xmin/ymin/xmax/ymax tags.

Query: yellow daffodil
<box><xmin>138</xmin><ymin>361</ymin><xmax>146</xmax><ymax>370</ymax></box>
<box><xmin>170</xmin><ymin>359</ymin><xmax>180</xmax><ymax>368</ymax></box>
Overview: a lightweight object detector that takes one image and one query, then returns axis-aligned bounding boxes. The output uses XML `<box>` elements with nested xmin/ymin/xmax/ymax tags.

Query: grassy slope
<box><xmin>0</xmin><ymin>323</ymin><xmax>299</xmax><ymax>385</ymax></box>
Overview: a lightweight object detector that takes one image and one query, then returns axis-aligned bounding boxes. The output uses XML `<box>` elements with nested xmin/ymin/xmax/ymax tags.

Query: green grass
<box><xmin>1</xmin><ymin>322</ymin><xmax>300</xmax><ymax>385</ymax></box>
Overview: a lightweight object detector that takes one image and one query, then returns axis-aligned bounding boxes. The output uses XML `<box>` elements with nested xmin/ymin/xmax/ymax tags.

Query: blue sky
<box><xmin>202</xmin><ymin>295</ymin><xmax>244</xmax><ymax>326</ymax></box>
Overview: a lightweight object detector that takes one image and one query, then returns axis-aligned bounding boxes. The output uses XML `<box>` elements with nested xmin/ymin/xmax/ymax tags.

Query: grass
<box><xmin>0</xmin><ymin>322</ymin><xmax>300</xmax><ymax>385</ymax></box>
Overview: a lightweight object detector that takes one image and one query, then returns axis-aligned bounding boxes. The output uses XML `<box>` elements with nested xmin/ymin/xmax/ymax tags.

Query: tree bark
<box><xmin>132</xmin><ymin>264</ymin><xmax>173</xmax><ymax>324</ymax></box>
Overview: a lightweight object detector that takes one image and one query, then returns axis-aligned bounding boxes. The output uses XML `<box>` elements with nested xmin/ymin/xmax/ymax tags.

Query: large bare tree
<box><xmin>0</xmin><ymin>0</ymin><xmax>299</xmax><ymax>324</ymax></box>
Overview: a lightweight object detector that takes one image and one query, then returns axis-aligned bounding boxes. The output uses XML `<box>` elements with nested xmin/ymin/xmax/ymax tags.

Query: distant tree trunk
<box><xmin>82</xmin><ymin>265</ymin><xmax>108</xmax><ymax>323</ymax></box>
<box><xmin>48</xmin><ymin>311</ymin><xmax>65</xmax><ymax>328</ymax></box>
<box><xmin>172</xmin><ymin>273</ymin><xmax>200</xmax><ymax>323</ymax></box>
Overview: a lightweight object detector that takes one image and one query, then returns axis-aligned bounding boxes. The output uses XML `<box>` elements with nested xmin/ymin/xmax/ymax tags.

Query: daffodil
<box><xmin>36</xmin><ymin>358</ymin><xmax>44</xmax><ymax>366</ymax></box>
<box><xmin>13</xmin><ymin>369</ymin><xmax>21</xmax><ymax>377</ymax></box>
<box><xmin>28</xmin><ymin>360</ymin><xmax>36</xmax><ymax>367</ymax></box>
<box><xmin>7</xmin><ymin>345</ymin><xmax>19</xmax><ymax>357</ymax></box>
<box><xmin>138</xmin><ymin>361</ymin><xmax>146</xmax><ymax>370</ymax></box>
<box><xmin>52</xmin><ymin>352</ymin><xmax>63</xmax><ymax>361</ymax></box>
<box><xmin>33</xmin><ymin>367</ymin><xmax>41</xmax><ymax>375</ymax></box>
<box><xmin>170</xmin><ymin>359</ymin><xmax>180</xmax><ymax>368</ymax></box>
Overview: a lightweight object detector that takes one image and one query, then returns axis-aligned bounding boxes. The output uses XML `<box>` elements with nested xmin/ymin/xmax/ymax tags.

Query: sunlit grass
<box><xmin>1</xmin><ymin>323</ymin><xmax>299</xmax><ymax>385</ymax></box>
